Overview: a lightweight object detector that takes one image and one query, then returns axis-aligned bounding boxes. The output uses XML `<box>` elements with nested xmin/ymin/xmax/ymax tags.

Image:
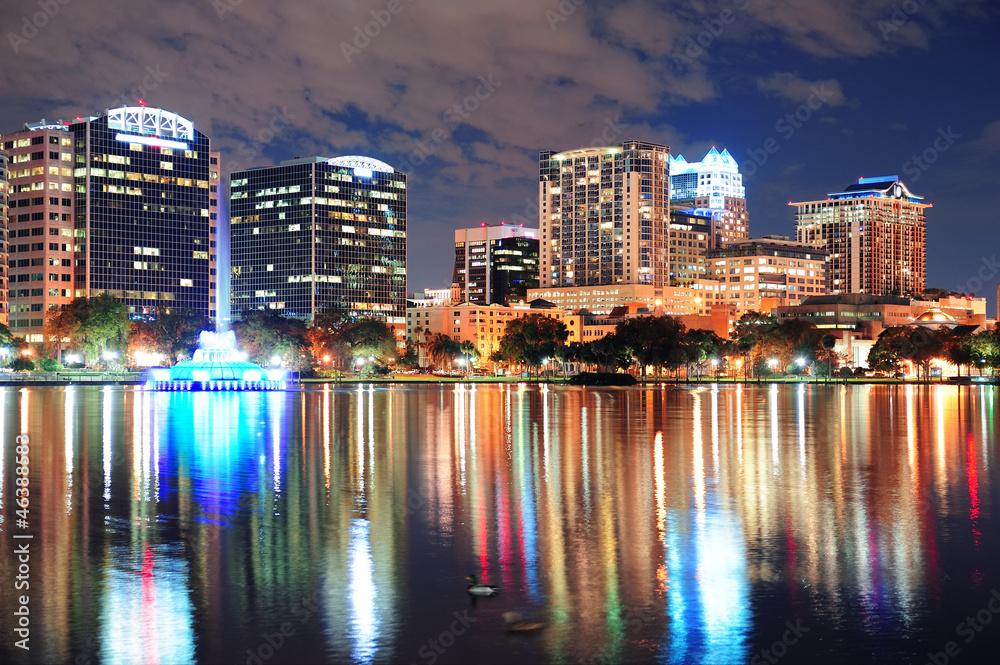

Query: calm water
<box><xmin>1</xmin><ymin>383</ymin><xmax>998</xmax><ymax>664</ymax></box>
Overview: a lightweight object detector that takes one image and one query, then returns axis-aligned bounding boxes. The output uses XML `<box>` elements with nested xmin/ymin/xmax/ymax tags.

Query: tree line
<box><xmin>8</xmin><ymin>294</ymin><xmax>999</xmax><ymax>379</ymax></box>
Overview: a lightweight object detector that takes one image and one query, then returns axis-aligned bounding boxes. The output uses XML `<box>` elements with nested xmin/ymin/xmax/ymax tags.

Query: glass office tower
<box><xmin>230</xmin><ymin>156</ymin><xmax>406</xmax><ymax>325</ymax></box>
<box><xmin>1</xmin><ymin>106</ymin><xmax>218</xmax><ymax>340</ymax></box>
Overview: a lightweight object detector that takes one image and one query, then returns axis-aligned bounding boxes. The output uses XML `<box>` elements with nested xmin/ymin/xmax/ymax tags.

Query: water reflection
<box><xmin>0</xmin><ymin>384</ymin><xmax>997</xmax><ymax>664</ymax></box>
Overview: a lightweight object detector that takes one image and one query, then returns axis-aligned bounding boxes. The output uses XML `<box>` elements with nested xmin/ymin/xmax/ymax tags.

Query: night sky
<box><xmin>2</xmin><ymin>0</ymin><xmax>998</xmax><ymax>312</ymax></box>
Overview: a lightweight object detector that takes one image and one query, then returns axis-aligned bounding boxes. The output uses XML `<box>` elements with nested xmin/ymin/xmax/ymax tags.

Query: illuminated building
<box><xmin>669</xmin><ymin>208</ymin><xmax>715</xmax><ymax>286</ymax></box>
<box><xmin>407</xmin><ymin>287</ymin><xmax>452</xmax><ymax>307</ymax></box>
<box><xmin>707</xmin><ymin>236</ymin><xmax>827</xmax><ymax>315</ymax></box>
<box><xmin>538</xmin><ymin>140</ymin><xmax>670</xmax><ymax>290</ymax></box>
<box><xmin>528</xmin><ymin>282</ymin><xmax>724</xmax><ymax>317</ymax></box>
<box><xmin>230</xmin><ymin>156</ymin><xmax>406</xmax><ymax>326</ymax></box>
<box><xmin>0</xmin><ymin>150</ymin><xmax>7</xmax><ymax>324</ymax></box>
<box><xmin>792</xmin><ymin>175</ymin><xmax>928</xmax><ymax>296</ymax></box>
<box><xmin>452</xmin><ymin>223</ymin><xmax>538</xmax><ymax>305</ymax></box>
<box><xmin>669</xmin><ymin>147</ymin><xmax>749</xmax><ymax>245</ymax></box>
<box><xmin>1</xmin><ymin>107</ymin><xmax>219</xmax><ymax>342</ymax></box>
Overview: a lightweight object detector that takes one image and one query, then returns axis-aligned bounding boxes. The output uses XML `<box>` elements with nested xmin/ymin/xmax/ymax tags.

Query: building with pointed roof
<box><xmin>669</xmin><ymin>147</ymin><xmax>749</xmax><ymax>245</ymax></box>
<box><xmin>791</xmin><ymin>175</ymin><xmax>929</xmax><ymax>297</ymax></box>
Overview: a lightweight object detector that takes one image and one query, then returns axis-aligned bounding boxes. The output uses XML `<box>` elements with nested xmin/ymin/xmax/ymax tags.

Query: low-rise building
<box><xmin>707</xmin><ymin>235</ymin><xmax>828</xmax><ymax>316</ymax></box>
<box><xmin>528</xmin><ymin>281</ymin><xmax>725</xmax><ymax>317</ymax></box>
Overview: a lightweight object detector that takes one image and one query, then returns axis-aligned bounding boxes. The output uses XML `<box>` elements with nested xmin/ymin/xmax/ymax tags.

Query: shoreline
<box><xmin>0</xmin><ymin>373</ymin><xmax>994</xmax><ymax>387</ymax></box>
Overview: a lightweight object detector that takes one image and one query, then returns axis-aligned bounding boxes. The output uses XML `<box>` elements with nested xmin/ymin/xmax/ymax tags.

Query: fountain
<box><xmin>145</xmin><ymin>330</ymin><xmax>286</xmax><ymax>391</ymax></box>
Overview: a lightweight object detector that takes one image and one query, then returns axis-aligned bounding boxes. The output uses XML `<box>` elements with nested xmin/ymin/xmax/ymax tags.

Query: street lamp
<box><xmin>767</xmin><ymin>358</ymin><xmax>778</xmax><ymax>375</ymax></box>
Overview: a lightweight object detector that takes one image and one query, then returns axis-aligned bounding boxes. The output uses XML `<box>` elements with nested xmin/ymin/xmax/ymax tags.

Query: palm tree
<box><xmin>425</xmin><ymin>333</ymin><xmax>458</xmax><ymax>370</ymax></box>
<box><xmin>457</xmin><ymin>340</ymin><xmax>478</xmax><ymax>377</ymax></box>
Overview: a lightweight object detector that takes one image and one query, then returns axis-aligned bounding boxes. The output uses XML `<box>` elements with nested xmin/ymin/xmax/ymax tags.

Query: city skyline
<box><xmin>1</xmin><ymin>1</ymin><xmax>997</xmax><ymax>311</ymax></box>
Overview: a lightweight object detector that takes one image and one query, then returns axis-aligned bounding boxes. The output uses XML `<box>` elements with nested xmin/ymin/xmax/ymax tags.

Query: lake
<box><xmin>0</xmin><ymin>383</ymin><xmax>998</xmax><ymax>664</ymax></box>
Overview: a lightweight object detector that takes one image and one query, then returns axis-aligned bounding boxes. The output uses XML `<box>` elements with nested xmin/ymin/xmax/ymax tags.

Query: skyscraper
<box><xmin>230</xmin><ymin>156</ymin><xmax>406</xmax><ymax>325</ymax></box>
<box><xmin>0</xmin><ymin>150</ymin><xmax>8</xmax><ymax>325</ymax></box>
<box><xmin>668</xmin><ymin>147</ymin><xmax>749</xmax><ymax>245</ymax></box>
<box><xmin>792</xmin><ymin>176</ymin><xmax>928</xmax><ymax>296</ymax></box>
<box><xmin>452</xmin><ymin>224</ymin><xmax>538</xmax><ymax>305</ymax></box>
<box><xmin>538</xmin><ymin>140</ymin><xmax>670</xmax><ymax>292</ymax></box>
<box><xmin>1</xmin><ymin>106</ymin><xmax>219</xmax><ymax>341</ymax></box>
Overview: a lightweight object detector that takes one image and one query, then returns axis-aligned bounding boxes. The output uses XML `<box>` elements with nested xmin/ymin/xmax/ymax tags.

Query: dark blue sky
<box><xmin>2</xmin><ymin>0</ymin><xmax>998</xmax><ymax>312</ymax></box>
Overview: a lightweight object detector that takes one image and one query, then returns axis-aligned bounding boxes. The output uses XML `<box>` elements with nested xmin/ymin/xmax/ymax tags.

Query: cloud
<box><xmin>0</xmin><ymin>0</ymin><xmax>992</xmax><ymax>289</ymax></box>
<box><xmin>755</xmin><ymin>72</ymin><xmax>849</xmax><ymax>106</ymax></box>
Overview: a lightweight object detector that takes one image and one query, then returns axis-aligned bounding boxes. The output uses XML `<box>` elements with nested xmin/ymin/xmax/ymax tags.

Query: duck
<box><xmin>502</xmin><ymin>611</ymin><xmax>545</xmax><ymax>632</ymax></box>
<box><xmin>465</xmin><ymin>574</ymin><xmax>499</xmax><ymax>597</ymax></box>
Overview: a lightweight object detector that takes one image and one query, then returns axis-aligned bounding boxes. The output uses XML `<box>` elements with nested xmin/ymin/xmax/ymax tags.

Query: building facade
<box><xmin>1</xmin><ymin>107</ymin><xmax>218</xmax><ymax>341</ymax></box>
<box><xmin>528</xmin><ymin>281</ymin><xmax>725</xmax><ymax>317</ymax></box>
<box><xmin>538</xmin><ymin>140</ymin><xmax>670</xmax><ymax>291</ymax></box>
<box><xmin>669</xmin><ymin>147</ymin><xmax>749</xmax><ymax>245</ymax></box>
<box><xmin>706</xmin><ymin>236</ymin><xmax>828</xmax><ymax>315</ymax></box>
<box><xmin>792</xmin><ymin>175</ymin><xmax>928</xmax><ymax>296</ymax></box>
<box><xmin>230</xmin><ymin>156</ymin><xmax>406</xmax><ymax>326</ymax></box>
<box><xmin>407</xmin><ymin>301</ymin><xmax>611</xmax><ymax>365</ymax></box>
<box><xmin>0</xmin><ymin>150</ymin><xmax>7</xmax><ymax>325</ymax></box>
<box><xmin>668</xmin><ymin>209</ymin><xmax>715</xmax><ymax>286</ymax></box>
<box><xmin>452</xmin><ymin>224</ymin><xmax>538</xmax><ymax>305</ymax></box>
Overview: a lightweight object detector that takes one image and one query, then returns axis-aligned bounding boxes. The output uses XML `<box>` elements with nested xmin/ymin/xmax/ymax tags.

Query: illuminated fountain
<box><xmin>146</xmin><ymin>330</ymin><xmax>286</xmax><ymax>391</ymax></box>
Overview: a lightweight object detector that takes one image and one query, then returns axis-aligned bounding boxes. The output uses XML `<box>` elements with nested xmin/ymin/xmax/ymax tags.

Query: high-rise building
<box><xmin>669</xmin><ymin>147</ymin><xmax>749</xmax><ymax>245</ymax></box>
<box><xmin>668</xmin><ymin>208</ymin><xmax>715</xmax><ymax>286</ymax></box>
<box><xmin>230</xmin><ymin>156</ymin><xmax>406</xmax><ymax>326</ymax></box>
<box><xmin>706</xmin><ymin>235</ymin><xmax>828</xmax><ymax>315</ymax></box>
<box><xmin>1</xmin><ymin>107</ymin><xmax>218</xmax><ymax>341</ymax></box>
<box><xmin>0</xmin><ymin>150</ymin><xmax>8</xmax><ymax>325</ymax></box>
<box><xmin>792</xmin><ymin>176</ymin><xmax>928</xmax><ymax>296</ymax></box>
<box><xmin>538</xmin><ymin>140</ymin><xmax>670</xmax><ymax>291</ymax></box>
<box><xmin>452</xmin><ymin>224</ymin><xmax>538</xmax><ymax>305</ymax></box>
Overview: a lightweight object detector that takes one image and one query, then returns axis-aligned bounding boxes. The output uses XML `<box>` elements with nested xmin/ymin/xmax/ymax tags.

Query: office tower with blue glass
<box><xmin>1</xmin><ymin>106</ymin><xmax>219</xmax><ymax>341</ymax></box>
<box><xmin>229</xmin><ymin>156</ymin><xmax>407</xmax><ymax>325</ymax></box>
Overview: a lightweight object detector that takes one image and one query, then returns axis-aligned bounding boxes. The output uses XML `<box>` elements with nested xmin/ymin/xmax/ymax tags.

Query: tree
<box><xmin>612</xmin><ymin>315</ymin><xmax>687</xmax><ymax>377</ymax></box>
<box><xmin>821</xmin><ymin>334</ymin><xmax>838</xmax><ymax>379</ymax></box>
<box><xmin>147</xmin><ymin>309</ymin><xmax>209</xmax><ymax>362</ymax></box>
<box><xmin>425</xmin><ymin>333</ymin><xmax>459</xmax><ymax>369</ymax></box>
<box><xmin>681</xmin><ymin>328</ymin><xmax>724</xmax><ymax>380</ymax></box>
<box><xmin>456</xmin><ymin>340</ymin><xmax>479</xmax><ymax>377</ymax></box>
<box><xmin>339</xmin><ymin>317</ymin><xmax>398</xmax><ymax>363</ymax></box>
<box><xmin>496</xmin><ymin>314</ymin><xmax>569</xmax><ymax>377</ymax></box>
<box><xmin>46</xmin><ymin>294</ymin><xmax>130</xmax><ymax>365</ymax></box>
<box><xmin>231</xmin><ymin>310</ymin><xmax>309</xmax><ymax>365</ymax></box>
